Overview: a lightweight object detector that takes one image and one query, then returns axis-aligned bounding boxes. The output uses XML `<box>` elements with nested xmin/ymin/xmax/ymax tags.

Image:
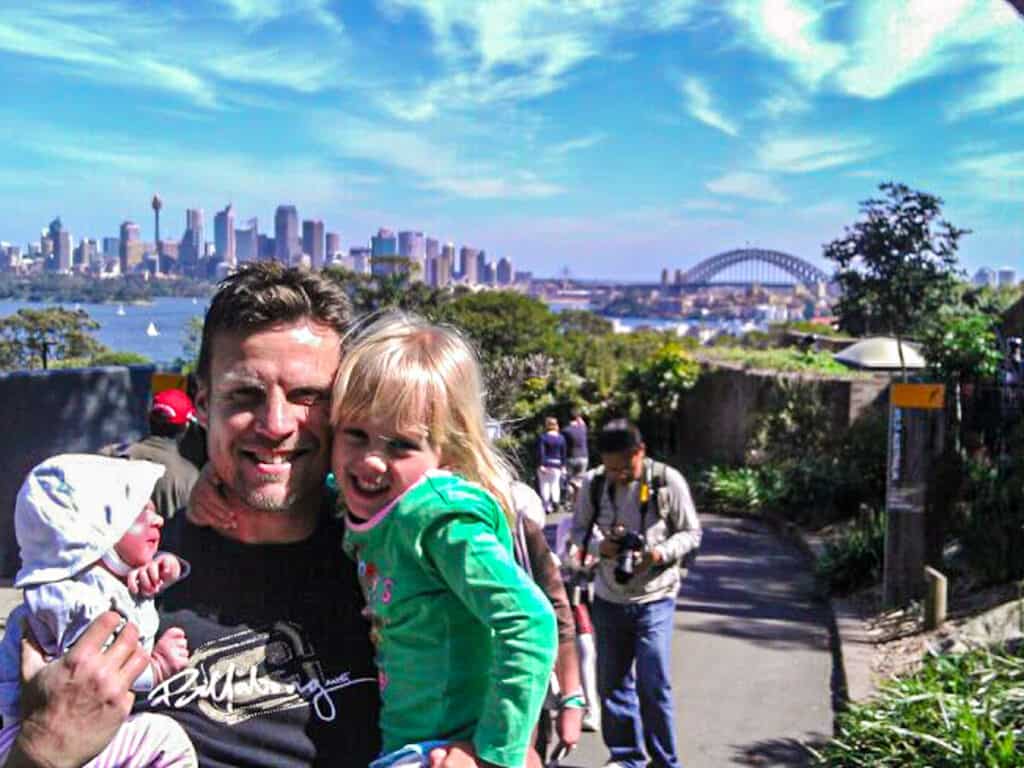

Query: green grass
<box><xmin>698</xmin><ymin>346</ymin><xmax>860</xmax><ymax>375</ymax></box>
<box><xmin>815</xmin><ymin>511</ymin><xmax>887</xmax><ymax>595</ymax></box>
<box><xmin>811</xmin><ymin>644</ymin><xmax>1024</xmax><ymax>767</ymax></box>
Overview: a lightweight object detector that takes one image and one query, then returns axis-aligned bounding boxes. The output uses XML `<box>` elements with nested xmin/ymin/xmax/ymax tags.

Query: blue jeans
<box><xmin>591</xmin><ymin>596</ymin><xmax>680</xmax><ymax>768</ymax></box>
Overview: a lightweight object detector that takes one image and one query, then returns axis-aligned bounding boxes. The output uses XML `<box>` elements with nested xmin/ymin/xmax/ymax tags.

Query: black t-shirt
<box><xmin>139</xmin><ymin>509</ymin><xmax>381</xmax><ymax>767</ymax></box>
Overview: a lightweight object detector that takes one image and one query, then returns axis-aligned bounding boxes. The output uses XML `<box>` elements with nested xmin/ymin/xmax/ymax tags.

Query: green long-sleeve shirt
<box><xmin>343</xmin><ymin>471</ymin><xmax>557</xmax><ymax>768</ymax></box>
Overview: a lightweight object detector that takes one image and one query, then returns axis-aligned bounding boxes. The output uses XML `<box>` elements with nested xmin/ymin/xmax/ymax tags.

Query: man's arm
<box><xmin>3</xmin><ymin>612</ymin><xmax>149</xmax><ymax>768</ymax></box>
<box><xmin>652</xmin><ymin>470</ymin><xmax>702</xmax><ymax>565</ymax></box>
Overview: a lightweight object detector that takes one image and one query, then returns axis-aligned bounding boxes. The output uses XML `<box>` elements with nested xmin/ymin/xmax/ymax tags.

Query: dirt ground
<box><xmin>847</xmin><ymin>578</ymin><xmax>1021</xmax><ymax>684</ymax></box>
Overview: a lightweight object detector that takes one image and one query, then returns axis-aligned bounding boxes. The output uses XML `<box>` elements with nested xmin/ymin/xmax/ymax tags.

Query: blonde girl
<box><xmin>331</xmin><ymin>312</ymin><xmax>557</xmax><ymax>768</ymax></box>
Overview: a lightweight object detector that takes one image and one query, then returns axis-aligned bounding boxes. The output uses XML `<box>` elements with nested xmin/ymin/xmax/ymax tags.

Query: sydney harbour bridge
<box><xmin>673</xmin><ymin>248</ymin><xmax>831</xmax><ymax>292</ymax></box>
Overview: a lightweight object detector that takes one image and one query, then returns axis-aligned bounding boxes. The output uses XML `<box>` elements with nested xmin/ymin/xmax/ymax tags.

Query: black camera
<box><xmin>611</xmin><ymin>525</ymin><xmax>645</xmax><ymax>584</ymax></box>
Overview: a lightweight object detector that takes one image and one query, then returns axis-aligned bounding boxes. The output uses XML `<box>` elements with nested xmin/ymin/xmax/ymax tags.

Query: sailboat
<box><xmin>146</xmin><ymin>322</ymin><xmax>159</xmax><ymax>337</ymax></box>
<box><xmin>116</xmin><ymin>304</ymin><xmax>126</xmax><ymax>316</ymax></box>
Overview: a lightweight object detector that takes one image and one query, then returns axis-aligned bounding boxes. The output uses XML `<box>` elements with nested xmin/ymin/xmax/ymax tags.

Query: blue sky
<box><xmin>0</xmin><ymin>0</ymin><xmax>1022</xmax><ymax>280</ymax></box>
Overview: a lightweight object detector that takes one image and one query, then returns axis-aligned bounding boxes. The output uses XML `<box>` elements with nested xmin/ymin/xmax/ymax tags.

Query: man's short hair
<box><xmin>196</xmin><ymin>263</ymin><xmax>352</xmax><ymax>383</ymax></box>
<box><xmin>596</xmin><ymin>418</ymin><xmax>644</xmax><ymax>454</ymax></box>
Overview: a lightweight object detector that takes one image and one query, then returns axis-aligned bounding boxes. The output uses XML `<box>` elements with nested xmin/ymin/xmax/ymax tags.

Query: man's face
<box><xmin>195</xmin><ymin>320</ymin><xmax>340</xmax><ymax>514</ymax></box>
<box><xmin>601</xmin><ymin>446</ymin><xmax>645</xmax><ymax>485</ymax></box>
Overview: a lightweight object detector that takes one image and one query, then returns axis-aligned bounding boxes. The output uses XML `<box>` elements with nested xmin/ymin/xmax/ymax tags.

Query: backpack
<box><xmin>582</xmin><ymin>458</ymin><xmax>698</xmax><ymax>576</ymax></box>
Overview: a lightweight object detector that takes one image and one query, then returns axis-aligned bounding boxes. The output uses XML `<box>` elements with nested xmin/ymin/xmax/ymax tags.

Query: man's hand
<box><xmin>151</xmin><ymin>627</ymin><xmax>189</xmax><ymax>683</ymax></box>
<box><xmin>638</xmin><ymin>547</ymin><xmax>665</xmax><ymax>572</ymax></box>
<box><xmin>126</xmin><ymin>554</ymin><xmax>183</xmax><ymax>597</ymax></box>
<box><xmin>9</xmin><ymin>612</ymin><xmax>149</xmax><ymax>768</ymax></box>
<box><xmin>598</xmin><ymin>539</ymin><xmax>621</xmax><ymax>559</ymax></box>
<box><xmin>185</xmin><ymin>464</ymin><xmax>237</xmax><ymax>530</ymax></box>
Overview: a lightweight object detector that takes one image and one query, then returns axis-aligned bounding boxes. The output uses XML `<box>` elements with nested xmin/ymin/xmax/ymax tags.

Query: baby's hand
<box><xmin>126</xmin><ymin>554</ymin><xmax>182</xmax><ymax>597</ymax></box>
<box><xmin>186</xmin><ymin>464</ymin><xmax>237</xmax><ymax>530</ymax></box>
<box><xmin>151</xmin><ymin>627</ymin><xmax>189</xmax><ymax>683</ymax></box>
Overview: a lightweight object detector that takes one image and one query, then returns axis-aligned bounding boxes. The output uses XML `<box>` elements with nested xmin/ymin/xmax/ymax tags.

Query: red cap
<box><xmin>151</xmin><ymin>389</ymin><xmax>196</xmax><ymax>425</ymax></box>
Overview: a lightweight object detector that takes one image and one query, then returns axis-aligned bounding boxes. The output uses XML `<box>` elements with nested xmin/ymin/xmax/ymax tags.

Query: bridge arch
<box><xmin>680</xmin><ymin>248</ymin><xmax>830</xmax><ymax>289</ymax></box>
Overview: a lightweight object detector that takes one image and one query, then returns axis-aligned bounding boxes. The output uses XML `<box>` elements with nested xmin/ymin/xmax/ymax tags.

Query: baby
<box><xmin>0</xmin><ymin>454</ymin><xmax>195</xmax><ymax>766</ymax></box>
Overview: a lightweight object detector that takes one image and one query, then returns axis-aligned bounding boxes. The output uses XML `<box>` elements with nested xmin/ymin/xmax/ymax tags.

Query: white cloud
<box><xmin>758</xmin><ymin>133</ymin><xmax>881</xmax><ymax>173</ymax></box>
<box><xmin>724</xmin><ymin>0</ymin><xmax>845</xmax><ymax>88</ymax></box>
<box><xmin>836</xmin><ymin>0</ymin><xmax>972</xmax><ymax>99</ymax></box>
<box><xmin>832</xmin><ymin>0</ymin><xmax>1024</xmax><ymax>113</ymax></box>
<box><xmin>204</xmin><ymin>49</ymin><xmax>341</xmax><ymax>93</ymax></box>
<box><xmin>706</xmin><ymin>172</ymin><xmax>786</xmax><ymax>204</ymax></box>
<box><xmin>678</xmin><ymin>76</ymin><xmax>739</xmax><ymax>137</ymax></box>
<box><xmin>316</xmin><ymin>116</ymin><xmax>563</xmax><ymax>200</ymax></box>
<box><xmin>217</xmin><ymin>0</ymin><xmax>343</xmax><ymax>32</ymax></box>
<box><xmin>954</xmin><ymin>150</ymin><xmax>1024</xmax><ymax>202</ymax></box>
<box><xmin>756</xmin><ymin>87</ymin><xmax>811</xmax><ymax>120</ymax></box>
<box><xmin>548</xmin><ymin>134</ymin><xmax>605</xmax><ymax>155</ymax></box>
<box><xmin>372</xmin><ymin>0</ymin><xmax>698</xmax><ymax>119</ymax></box>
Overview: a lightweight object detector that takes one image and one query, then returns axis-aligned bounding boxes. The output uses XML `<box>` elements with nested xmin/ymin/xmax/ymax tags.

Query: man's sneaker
<box><xmin>581</xmin><ymin>710</ymin><xmax>600</xmax><ymax>732</ymax></box>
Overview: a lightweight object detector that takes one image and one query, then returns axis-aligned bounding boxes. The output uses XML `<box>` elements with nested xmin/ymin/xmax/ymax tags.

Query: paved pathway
<box><xmin>561</xmin><ymin>514</ymin><xmax>836</xmax><ymax>768</ymax></box>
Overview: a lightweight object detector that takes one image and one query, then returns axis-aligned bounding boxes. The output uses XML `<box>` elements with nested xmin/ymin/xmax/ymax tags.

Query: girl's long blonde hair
<box><xmin>331</xmin><ymin>312</ymin><xmax>516</xmax><ymax>525</ymax></box>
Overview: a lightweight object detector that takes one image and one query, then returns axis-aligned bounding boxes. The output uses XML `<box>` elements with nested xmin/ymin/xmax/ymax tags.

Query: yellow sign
<box><xmin>890</xmin><ymin>382</ymin><xmax>945</xmax><ymax>410</ymax></box>
<box><xmin>151</xmin><ymin>372</ymin><xmax>188</xmax><ymax>394</ymax></box>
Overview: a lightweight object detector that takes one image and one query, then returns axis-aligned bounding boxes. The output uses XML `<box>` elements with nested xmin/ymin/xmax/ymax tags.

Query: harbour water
<box><xmin>0</xmin><ymin>297</ymin><xmax>207</xmax><ymax>366</ymax></box>
<box><xmin>0</xmin><ymin>296</ymin><xmax>712</xmax><ymax>370</ymax></box>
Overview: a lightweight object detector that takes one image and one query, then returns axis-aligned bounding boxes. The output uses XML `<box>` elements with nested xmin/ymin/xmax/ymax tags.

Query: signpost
<box><xmin>883</xmin><ymin>383</ymin><xmax>945</xmax><ymax>607</ymax></box>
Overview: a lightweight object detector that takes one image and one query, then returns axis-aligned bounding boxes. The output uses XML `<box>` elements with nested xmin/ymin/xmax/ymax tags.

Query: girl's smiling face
<box><xmin>332</xmin><ymin>414</ymin><xmax>443</xmax><ymax>521</ymax></box>
<box><xmin>114</xmin><ymin>500</ymin><xmax>163</xmax><ymax>567</ymax></box>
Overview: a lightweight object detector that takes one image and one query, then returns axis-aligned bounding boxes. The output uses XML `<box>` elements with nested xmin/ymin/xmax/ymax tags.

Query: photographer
<box><xmin>570</xmin><ymin>419</ymin><xmax>701</xmax><ymax>768</ymax></box>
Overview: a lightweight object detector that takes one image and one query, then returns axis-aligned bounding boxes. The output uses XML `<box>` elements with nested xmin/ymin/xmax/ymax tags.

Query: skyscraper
<box><xmin>275</xmin><ymin>205</ymin><xmax>299</xmax><ymax>265</ymax></box>
<box><xmin>371</xmin><ymin>228</ymin><xmax>399</xmax><ymax>277</ymax></box>
<box><xmin>326</xmin><ymin>231</ymin><xmax>341</xmax><ymax>263</ymax></box>
<box><xmin>398</xmin><ymin>230</ymin><xmax>425</xmax><ymax>280</ymax></box>
<box><xmin>180</xmin><ymin>208</ymin><xmax>204</xmax><ymax>276</ymax></box>
<box><xmin>214</xmin><ymin>204</ymin><xmax>236</xmax><ymax>267</ymax></box>
<box><xmin>496</xmin><ymin>257</ymin><xmax>512</xmax><ymax>285</ymax></box>
<box><xmin>236</xmin><ymin>218</ymin><xmax>258</xmax><ymax>263</ymax></box>
<box><xmin>425</xmin><ymin>238</ymin><xmax>440</xmax><ymax>286</ymax></box>
<box><xmin>459</xmin><ymin>246</ymin><xmax>480</xmax><ymax>284</ymax></box>
<box><xmin>440</xmin><ymin>242</ymin><xmax>455</xmax><ymax>286</ymax></box>
<box><xmin>302</xmin><ymin>219</ymin><xmax>325</xmax><ymax>270</ymax></box>
<box><xmin>119</xmin><ymin>221</ymin><xmax>143</xmax><ymax>274</ymax></box>
<box><xmin>48</xmin><ymin>217</ymin><xmax>72</xmax><ymax>273</ymax></box>
<box><xmin>349</xmin><ymin>247</ymin><xmax>371</xmax><ymax>274</ymax></box>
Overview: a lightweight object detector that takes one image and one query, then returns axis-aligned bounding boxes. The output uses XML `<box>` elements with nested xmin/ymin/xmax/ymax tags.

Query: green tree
<box><xmin>613</xmin><ymin>341</ymin><xmax>700</xmax><ymax>457</ymax></box>
<box><xmin>0</xmin><ymin>307</ymin><xmax>106</xmax><ymax>370</ymax></box>
<box><xmin>437</xmin><ymin>291</ymin><xmax>559</xmax><ymax>362</ymax></box>
<box><xmin>825</xmin><ymin>182</ymin><xmax>967</xmax><ymax>373</ymax></box>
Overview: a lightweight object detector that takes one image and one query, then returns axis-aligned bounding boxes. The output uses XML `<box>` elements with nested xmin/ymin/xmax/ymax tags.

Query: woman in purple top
<box><xmin>536</xmin><ymin>417</ymin><xmax>568</xmax><ymax>514</ymax></box>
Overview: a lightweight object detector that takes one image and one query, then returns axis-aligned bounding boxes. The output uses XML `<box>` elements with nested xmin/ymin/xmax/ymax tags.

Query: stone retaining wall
<box><xmin>673</xmin><ymin>363</ymin><xmax>890</xmax><ymax>467</ymax></box>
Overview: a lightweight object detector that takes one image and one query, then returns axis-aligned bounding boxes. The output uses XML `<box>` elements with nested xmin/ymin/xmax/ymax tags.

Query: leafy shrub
<box><xmin>815</xmin><ymin>510</ymin><xmax>887</xmax><ymax>595</ymax></box>
<box><xmin>960</xmin><ymin>454</ymin><xmax>1024</xmax><ymax>585</ymax></box>
<box><xmin>811</xmin><ymin>643</ymin><xmax>1024</xmax><ymax>767</ymax></box>
<box><xmin>702</xmin><ymin>466</ymin><xmax>766</xmax><ymax>515</ymax></box>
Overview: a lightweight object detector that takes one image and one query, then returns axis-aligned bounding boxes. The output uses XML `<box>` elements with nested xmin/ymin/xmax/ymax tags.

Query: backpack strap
<box><xmin>579</xmin><ymin>468</ymin><xmax>605</xmax><ymax>566</ymax></box>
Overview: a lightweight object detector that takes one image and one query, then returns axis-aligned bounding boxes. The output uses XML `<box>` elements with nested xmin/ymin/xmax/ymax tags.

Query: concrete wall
<box><xmin>674</xmin><ymin>363</ymin><xmax>890</xmax><ymax>467</ymax></box>
<box><xmin>0</xmin><ymin>365</ymin><xmax>153</xmax><ymax>578</ymax></box>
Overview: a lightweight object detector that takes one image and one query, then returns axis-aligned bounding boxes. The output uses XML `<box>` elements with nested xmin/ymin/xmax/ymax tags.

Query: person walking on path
<box><xmin>537</xmin><ymin>417</ymin><xmax>567</xmax><ymax>515</ymax></box>
<box><xmin>571</xmin><ymin>419</ymin><xmax>701</xmax><ymax>768</ymax></box>
<box><xmin>561</xmin><ymin>410</ymin><xmax>589</xmax><ymax>488</ymax></box>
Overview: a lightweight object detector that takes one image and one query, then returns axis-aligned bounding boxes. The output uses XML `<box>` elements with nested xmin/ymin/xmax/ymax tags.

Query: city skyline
<box><xmin>0</xmin><ymin>1</ymin><xmax>1022</xmax><ymax>279</ymax></box>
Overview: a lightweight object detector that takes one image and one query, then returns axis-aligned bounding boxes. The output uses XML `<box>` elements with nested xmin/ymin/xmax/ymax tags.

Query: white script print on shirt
<box><xmin>147</xmin><ymin>621</ymin><xmax>376</xmax><ymax>725</ymax></box>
